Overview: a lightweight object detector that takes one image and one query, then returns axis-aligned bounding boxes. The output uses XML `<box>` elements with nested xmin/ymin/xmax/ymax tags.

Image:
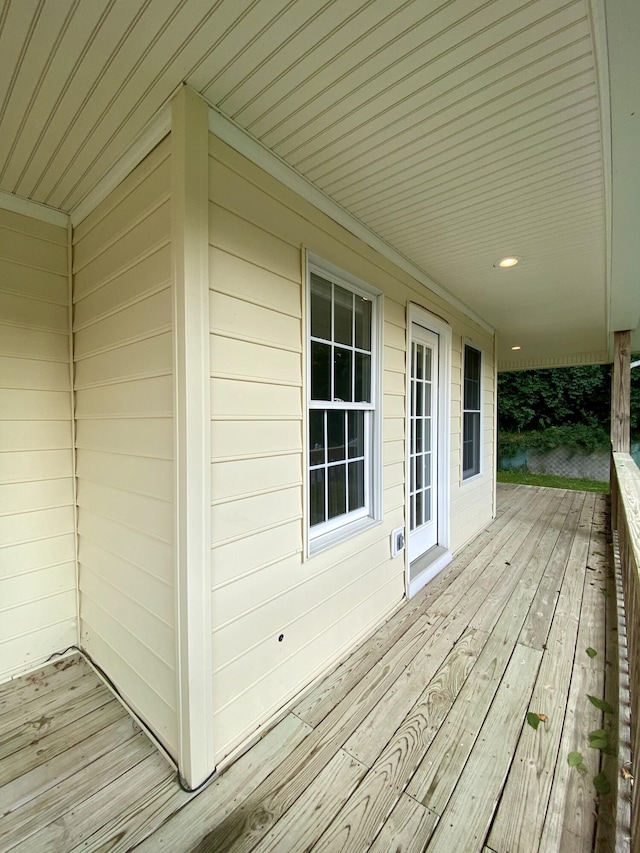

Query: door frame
<box><xmin>405</xmin><ymin>303</ymin><xmax>452</xmax><ymax>598</ymax></box>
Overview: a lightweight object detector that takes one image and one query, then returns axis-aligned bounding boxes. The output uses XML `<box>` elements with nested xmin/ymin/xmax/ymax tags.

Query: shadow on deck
<box><xmin>1</xmin><ymin>484</ymin><xmax>614</xmax><ymax>852</ymax></box>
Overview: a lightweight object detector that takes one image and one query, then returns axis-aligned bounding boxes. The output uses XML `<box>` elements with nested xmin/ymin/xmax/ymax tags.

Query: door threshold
<box><xmin>408</xmin><ymin>545</ymin><xmax>452</xmax><ymax>599</ymax></box>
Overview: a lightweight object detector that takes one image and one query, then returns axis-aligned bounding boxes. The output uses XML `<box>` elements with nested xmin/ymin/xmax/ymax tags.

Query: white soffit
<box><xmin>0</xmin><ymin>0</ymin><xmax>618</xmax><ymax>365</ymax></box>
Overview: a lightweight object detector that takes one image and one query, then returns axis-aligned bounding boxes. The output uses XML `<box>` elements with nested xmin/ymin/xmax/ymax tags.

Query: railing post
<box><xmin>611</xmin><ymin>330</ymin><xmax>632</xmax><ymax>454</ymax></box>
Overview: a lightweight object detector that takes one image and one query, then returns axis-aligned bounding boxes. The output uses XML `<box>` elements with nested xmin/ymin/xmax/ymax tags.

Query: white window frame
<box><xmin>462</xmin><ymin>340</ymin><xmax>483</xmax><ymax>482</ymax></box>
<box><xmin>305</xmin><ymin>252</ymin><xmax>383</xmax><ymax>556</ymax></box>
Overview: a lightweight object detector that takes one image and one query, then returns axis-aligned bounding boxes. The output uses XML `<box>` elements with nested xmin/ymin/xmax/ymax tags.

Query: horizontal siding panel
<box><xmin>80</xmin><ymin>570</ymin><xmax>175</xmax><ymax>669</ymax></box>
<box><xmin>77</xmin><ymin>479</ymin><xmax>172</xmax><ymax>544</ymax></box>
<box><xmin>384</xmin><ymin>322</ymin><xmax>406</xmax><ymax>351</ymax></box>
<box><xmin>210</xmin><ymin>248</ymin><xmax>302</xmax><ymax>317</ymax></box>
<box><xmin>74</xmin><ymin>137</ymin><xmax>171</xmax><ymax>241</ymax></box>
<box><xmin>212</xmin><ymin>486</ymin><xmax>301</xmax><ymax>545</ymax></box>
<box><xmin>72</xmin><ymin>201</ymin><xmax>170</xmax><ymax>290</ymax></box>
<box><xmin>0</xmin><ymin>534</ymin><xmax>75</xmax><ymax>576</ymax></box>
<box><xmin>0</xmin><ymin>225</ymin><xmax>67</xmax><ymax>273</ymax></box>
<box><xmin>383</xmin><ymin>417</ymin><xmax>404</xmax><ymax>443</ymax></box>
<box><xmin>1</xmin><ymin>562</ymin><xmax>75</xmax><ymax>608</ymax></box>
<box><xmin>0</xmin><ymin>420</ymin><xmax>71</xmax><ymax>452</ymax></box>
<box><xmin>383</xmin><ymin>394</ymin><xmax>404</xmax><ymax>420</ymax></box>
<box><xmin>74</xmin><ymin>376</ymin><xmax>173</xmax><ymax>419</ymax></box>
<box><xmin>0</xmin><ymin>291</ymin><xmax>67</xmax><ymax>331</ymax></box>
<box><xmin>75</xmin><ymin>418</ymin><xmax>172</xmax><ymax>460</ymax></box>
<box><xmin>211</xmin><ymin>453</ymin><xmax>301</xmax><ymax>504</ymax></box>
<box><xmin>75</xmin><ymin>332</ymin><xmax>172</xmax><ymax>389</ymax></box>
<box><xmin>213</xmin><ymin>573</ymin><xmax>400</xmax><ymax>758</ymax></box>
<box><xmin>73</xmin><ymin>245</ymin><xmax>171</xmax><ymax>325</ymax></box>
<box><xmin>0</xmin><ymin>478</ymin><xmax>74</xmax><ymax>515</ymax></box>
<box><xmin>0</xmin><ymin>619</ymin><xmax>76</xmax><ymax>683</ymax></box>
<box><xmin>0</xmin><ymin>506</ymin><xmax>75</xmax><ymax>547</ymax></box>
<box><xmin>0</xmin><ymin>449</ymin><xmax>74</xmax><ymax>484</ymax></box>
<box><xmin>0</xmin><ymin>389</ymin><xmax>70</xmax><ymax>421</ymax></box>
<box><xmin>75</xmin><ymin>449</ymin><xmax>173</xmax><ymax>502</ymax></box>
<box><xmin>74</xmin><ymin>288</ymin><xmax>172</xmax><ymax>357</ymax></box>
<box><xmin>0</xmin><ymin>355</ymin><xmax>70</xmax><ymax>391</ymax></box>
<box><xmin>73</xmin><ymin>158</ymin><xmax>171</xmax><ymax>272</ymax></box>
<box><xmin>0</xmin><ymin>589</ymin><xmax>76</xmax><ymax>641</ymax></box>
<box><xmin>0</xmin><ymin>209</ymin><xmax>66</xmax><ymax>244</ymax></box>
<box><xmin>210</xmin><ymin>335</ymin><xmax>301</xmax><ymax>385</ymax></box>
<box><xmin>211</xmin><ymin>420</ymin><xmax>301</xmax><ymax>462</ymax></box>
<box><xmin>210</xmin><ymin>291</ymin><xmax>301</xmax><ymax>351</ymax></box>
<box><xmin>212</xmin><ymin>538</ymin><xmax>392</xmax><ymax>673</ymax></box>
<box><xmin>0</xmin><ymin>326</ymin><xmax>68</xmax><ymax>361</ymax></box>
<box><xmin>78</xmin><ymin>509</ymin><xmax>173</xmax><ymax>587</ymax></box>
<box><xmin>211</xmin><ymin>378</ymin><xmax>301</xmax><ymax>419</ymax></box>
<box><xmin>78</xmin><ymin>537</ymin><xmax>173</xmax><ymax>623</ymax></box>
<box><xmin>0</xmin><ymin>258</ymin><xmax>67</xmax><ymax>303</ymax></box>
<box><xmin>383</xmin><ymin>369</ymin><xmax>404</xmax><ymax>396</ymax></box>
<box><xmin>385</xmin><ymin>299</ymin><xmax>406</xmax><ymax>329</ymax></box>
<box><xmin>210</xmin><ymin>204</ymin><xmax>301</xmax><ymax>284</ymax></box>
<box><xmin>384</xmin><ymin>345</ymin><xmax>405</xmax><ymax>374</ymax></box>
<box><xmin>78</xmin><ymin>621</ymin><xmax>177</xmax><ymax>755</ymax></box>
<box><xmin>211</xmin><ymin>520</ymin><xmax>302</xmax><ymax>588</ymax></box>
<box><xmin>79</xmin><ymin>594</ymin><xmax>174</xmax><ymax>704</ymax></box>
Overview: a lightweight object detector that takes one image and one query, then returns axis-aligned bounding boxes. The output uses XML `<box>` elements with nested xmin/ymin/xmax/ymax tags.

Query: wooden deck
<box><xmin>1</xmin><ymin>484</ymin><xmax>614</xmax><ymax>853</ymax></box>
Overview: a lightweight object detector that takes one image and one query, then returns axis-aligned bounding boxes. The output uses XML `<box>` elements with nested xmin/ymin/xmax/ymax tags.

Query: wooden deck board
<box><xmin>0</xmin><ymin>485</ymin><xmax>611</xmax><ymax>853</ymax></box>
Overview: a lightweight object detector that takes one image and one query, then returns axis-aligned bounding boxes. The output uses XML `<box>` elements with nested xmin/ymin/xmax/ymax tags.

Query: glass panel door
<box><xmin>408</xmin><ymin>325</ymin><xmax>438</xmax><ymax>561</ymax></box>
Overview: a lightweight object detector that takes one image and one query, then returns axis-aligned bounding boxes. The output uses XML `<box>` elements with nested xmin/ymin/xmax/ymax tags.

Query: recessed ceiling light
<box><xmin>494</xmin><ymin>256</ymin><xmax>520</xmax><ymax>268</ymax></box>
<box><xmin>511</xmin><ymin>346</ymin><xmax>521</xmax><ymax>350</ymax></box>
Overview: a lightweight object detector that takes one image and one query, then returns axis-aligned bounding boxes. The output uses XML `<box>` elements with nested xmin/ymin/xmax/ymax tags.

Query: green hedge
<box><xmin>498</xmin><ymin>424</ymin><xmax>610</xmax><ymax>460</ymax></box>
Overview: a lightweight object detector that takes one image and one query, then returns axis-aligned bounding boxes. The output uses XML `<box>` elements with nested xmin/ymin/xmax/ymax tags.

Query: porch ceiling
<box><xmin>1</xmin><ymin>0</ymin><xmax>638</xmax><ymax>369</ymax></box>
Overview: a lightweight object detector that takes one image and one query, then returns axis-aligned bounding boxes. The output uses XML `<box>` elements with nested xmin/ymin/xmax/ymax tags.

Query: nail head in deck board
<box><xmin>342</xmin><ymin>624</ymin><xmax>486</xmax><ymax>768</ymax></box>
<box><xmin>0</xmin><ymin>713</ymin><xmax>139</xmax><ymax>817</ymax></box>
<box><xmin>424</xmin><ymin>643</ymin><xmax>543</xmax><ymax>852</ymax></box>
<box><xmin>292</xmin><ymin>485</ymin><xmax>536</xmax><ymax>729</ymax></box>
<box><xmin>314</xmin><ymin>629</ymin><xmax>486</xmax><ymax>853</ymax></box>
<box><xmin>538</xmin><ymin>655</ymin><xmax>604</xmax><ymax>850</ymax></box>
<box><xmin>248</xmin><ymin>749</ymin><xmax>367</xmax><ymax>853</ymax></box>
<box><xmin>0</xmin><ymin>684</ymin><xmax>114</xmax><ymax>766</ymax></box>
<box><xmin>3</xmin><ymin>735</ymin><xmax>158</xmax><ymax>851</ymax></box>
<box><xmin>197</xmin><ymin>613</ymin><xmax>442</xmax><ymax>853</ymax></box>
<box><xmin>0</xmin><ymin>697</ymin><xmax>127</xmax><ymax>788</ymax></box>
<box><xmin>128</xmin><ymin>712</ymin><xmax>312</xmax><ymax>853</ymax></box>
<box><xmin>367</xmin><ymin>793</ymin><xmax>439</xmax><ymax>853</ymax></box>
<box><xmin>487</xmin><ymin>496</ymin><xmax>599</xmax><ymax>851</ymax></box>
<box><xmin>405</xmin><ymin>630</ymin><xmax>522</xmax><ymax>813</ymax></box>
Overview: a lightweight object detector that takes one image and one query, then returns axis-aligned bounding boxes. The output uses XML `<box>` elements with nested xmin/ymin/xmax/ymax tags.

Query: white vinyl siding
<box><xmin>73</xmin><ymin>138</ymin><xmax>178</xmax><ymax>754</ymax></box>
<box><xmin>208</xmin><ymin>133</ymin><xmax>496</xmax><ymax>763</ymax></box>
<box><xmin>0</xmin><ymin>208</ymin><xmax>76</xmax><ymax>682</ymax></box>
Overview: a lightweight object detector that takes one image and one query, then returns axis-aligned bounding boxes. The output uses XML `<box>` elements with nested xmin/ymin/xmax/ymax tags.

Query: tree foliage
<box><xmin>498</xmin><ymin>360</ymin><xmax>640</xmax><ymax>438</ymax></box>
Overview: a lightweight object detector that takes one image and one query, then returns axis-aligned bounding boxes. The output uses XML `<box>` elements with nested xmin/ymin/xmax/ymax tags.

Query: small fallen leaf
<box><xmin>587</xmin><ymin>695</ymin><xmax>615</xmax><ymax>714</ymax></box>
<box><xmin>527</xmin><ymin>712</ymin><xmax>541</xmax><ymax>730</ymax></box>
<box><xmin>568</xmin><ymin>751</ymin><xmax>588</xmax><ymax>775</ymax></box>
<box><xmin>537</xmin><ymin>713</ymin><xmax>548</xmax><ymax>723</ymax></box>
<box><xmin>586</xmin><ymin>647</ymin><xmax>597</xmax><ymax>659</ymax></box>
<box><xmin>588</xmin><ymin>729</ymin><xmax>609</xmax><ymax>750</ymax></box>
<box><xmin>621</xmin><ymin>767</ymin><xmax>633</xmax><ymax>781</ymax></box>
<box><xmin>593</xmin><ymin>772</ymin><xmax>611</xmax><ymax>795</ymax></box>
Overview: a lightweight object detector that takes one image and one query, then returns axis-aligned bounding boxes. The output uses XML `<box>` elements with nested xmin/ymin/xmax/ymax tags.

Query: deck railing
<box><xmin>610</xmin><ymin>451</ymin><xmax>640</xmax><ymax>848</ymax></box>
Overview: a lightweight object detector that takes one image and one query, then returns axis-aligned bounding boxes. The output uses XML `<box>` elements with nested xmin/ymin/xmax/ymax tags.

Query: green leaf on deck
<box><xmin>586</xmin><ymin>647</ymin><xmax>597</xmax><ymax>658</ymax></box>
<box><xmin>588</xmin><ymin>729</ymin><xmax>609</xmax><ymax>750</ymax></box>
<box><xmin>527</xmin><ymin>712</ymin><xmax>540</xmax><ymax>730</ymax></box>
<box><xmin>587</xmin><ymin>695</ymin><xmax>615</xmax><ymax>714</ymax></box>
<box><xmin>568</xmin><ymin>751</ymin><xmax>587</xmax><ymax>775</ymax></box>
<box><xmin>593</xmin><ymin>772</ymin><xmax>611</xmax><ymax>795</ymax></box>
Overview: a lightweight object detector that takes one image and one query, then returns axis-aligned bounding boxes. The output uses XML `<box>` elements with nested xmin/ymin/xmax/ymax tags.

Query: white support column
<box><xmin>171</xmin><ymin>84</ymin><xmax>214</xmax><ymax>788</ymax></box>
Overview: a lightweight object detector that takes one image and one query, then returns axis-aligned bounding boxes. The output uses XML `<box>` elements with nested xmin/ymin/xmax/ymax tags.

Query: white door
<box><xmin>408</xmin><ymin>324</ymin><xmax>439</xmax><ymax>562</ymax></box>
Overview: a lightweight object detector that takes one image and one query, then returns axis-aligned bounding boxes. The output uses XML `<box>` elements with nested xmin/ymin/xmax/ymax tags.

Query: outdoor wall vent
<box><xmin>391</xmin><ymin>527</ymin><xmax>405</xmax><ymax>558</ymax></box>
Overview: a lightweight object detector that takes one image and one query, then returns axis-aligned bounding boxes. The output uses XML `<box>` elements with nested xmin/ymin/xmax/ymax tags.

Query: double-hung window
<box><xmin>462</xmin><ymin>343</ymin><xmax>482</xmax><ymax>480</ymax></box>
<box><xmin>307</xmin><ymin>258</ymin><xmax>380</xmax><ymax>553</ymax></box>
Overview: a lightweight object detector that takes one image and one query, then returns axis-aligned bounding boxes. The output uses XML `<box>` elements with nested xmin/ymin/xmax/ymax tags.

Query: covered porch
<box><xmin>1</xmin><ymin>482</ymin><xmax>617</xmax><ymax>852</ymax></box>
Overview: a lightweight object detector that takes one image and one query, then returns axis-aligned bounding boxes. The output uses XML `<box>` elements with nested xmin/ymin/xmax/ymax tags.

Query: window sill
<box><xmin>308</xmin><ymin>515</ymin><xmax>381</xmax><ymax>558</ymax></box>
